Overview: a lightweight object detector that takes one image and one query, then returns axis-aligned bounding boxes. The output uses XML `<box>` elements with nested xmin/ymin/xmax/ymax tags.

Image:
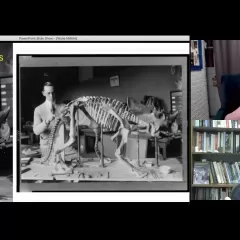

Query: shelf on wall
<box><xmin>192</xmin><ymin>184</ymin><xmax>236</xmax><ymax>188</ymax></box>
<box><xmin>193</xmin><ymin>127</ymin><xmax>240</xmax><ymax>133</ymax></box>
<box><xmin>192</xmin><ymin>152</ymin><xmax>240</xmax><ymax>156</ymax></box>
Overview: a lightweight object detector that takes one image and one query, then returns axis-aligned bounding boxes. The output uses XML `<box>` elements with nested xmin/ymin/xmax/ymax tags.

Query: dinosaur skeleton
<box><xmin>0</xmin><ymin>107</ymin><xmax>11</xmax><ymax>146</ymax></box>
<box><xmin>41</xmin><ymin>96</ymin><xmax>178</xmax><ymax>177</ymax></box>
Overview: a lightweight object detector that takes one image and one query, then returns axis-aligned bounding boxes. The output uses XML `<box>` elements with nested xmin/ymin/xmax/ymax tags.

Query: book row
<box><xmin>194</xmin><ymin>132</ymin><xmax>240</xmax><ymax>153</ymax></box>
<box><xmin>193</xmin><ymin>161</ymin><xmax>240</xmax><ymax>184</ymax></box>
<box><xmin>194</xmin><ymin>120</ymin><xmax>240</xmax><ymax>128</ymax></box>
<box><xmin>193</xmin><ymin>187</ymin><xmax>231</xmax><ymax>200</ymax></box>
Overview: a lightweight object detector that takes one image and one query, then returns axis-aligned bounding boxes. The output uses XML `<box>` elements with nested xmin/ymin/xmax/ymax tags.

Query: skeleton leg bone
<box><xmin>111</xmin><ymin>129</ymin><xmax>121</xmax><ymax>142</ymax></box>
<box><xmin>92</xmin><ymin>125</ymin><xmax>112</xmax><ymax>166</ymax></box>
<box><xmin>92</xmin><ymin>126</ymin><xmax>104</xmax><ymax>166</ymax></box>
<box><xmin>115</xmin><ymin>127</ymin><xmax>129</xmax><ymax>159</ymax></box>
<box><xmin>75</xmin><ymin>106</ymin><xmax>111</xmax><ymax>166</ymax></box>
<box><xmin>87</xmin><ymin>126</ymin><xmax>111</xmax><ymax>166</ymax></box>
<box><xmin>115</xmin><ymin>128</ymin><xmax>147</xmax><ymax>177</ymax></box>
<box><xmin>102</xmin><ymin>105</ymin><xmax>147</xmax><ymax>177</ymax></box>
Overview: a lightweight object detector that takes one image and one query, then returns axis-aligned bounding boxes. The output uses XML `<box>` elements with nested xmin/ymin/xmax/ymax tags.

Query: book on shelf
<box><xmin>193</xmin><ymin>160</ymin><xmax>240</xmax><ymax>185</ymax></box>
<box><xmin>194</xmin><ymin>120</ymin><xmax>240</xmax><ymax>128</ymax></box>
<box><xmin>193</xmin><ymin>162</ymin><xmax>210</xmax><ymax>184</ymax></box>
<box><xmin>194</xmin><ymin>187</ymin><xmax>231</xmax><ymax>200</ymax></box>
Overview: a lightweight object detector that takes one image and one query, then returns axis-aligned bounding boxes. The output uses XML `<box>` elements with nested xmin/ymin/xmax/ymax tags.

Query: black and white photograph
<box><xmin>18</xmin><ymin>55</ymin><xmax>188</xmax><ymax>192</ymax></box>
<box><xmin>191</xmin><ymin>40</ymin><xmax>203</xmax><ymax>71</ymax></box>
<box><xmin>0</xmin><ymin>43</ymin><xmax>13</xmax><ymax>202</ymax></box>
<box><xmin>192</xmin><ymin>41</ymin><xmax>199</xmax><ymax>66</ymax></box>
<box><xmin>194</xmin><ymin>40</ymin><xmax>198</xmax><ymax>50</ymax></box>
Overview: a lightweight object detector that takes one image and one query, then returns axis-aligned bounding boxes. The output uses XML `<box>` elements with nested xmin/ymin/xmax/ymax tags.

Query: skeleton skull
<box><xmin>127</xmin><ymin>97</ymin><xmax>179</xmax><ymax>137</ymax></box>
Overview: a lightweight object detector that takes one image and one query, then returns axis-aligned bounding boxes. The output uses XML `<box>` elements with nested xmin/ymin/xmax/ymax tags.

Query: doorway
<box><xmin>204</xmin><ymin>40</ymin><xmax>221</xmax><ymax>118</ymax></box>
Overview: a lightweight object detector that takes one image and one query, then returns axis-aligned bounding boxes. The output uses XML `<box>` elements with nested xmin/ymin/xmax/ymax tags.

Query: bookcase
<box><xmin>170</xmin><ymin>90</ymin><xmax>182</xmax><ymax>124</ymax></box>
<box><xmin>191</xmin><ymin>120</ymin><xmax>240</xmax><ymax>200</ymax></box>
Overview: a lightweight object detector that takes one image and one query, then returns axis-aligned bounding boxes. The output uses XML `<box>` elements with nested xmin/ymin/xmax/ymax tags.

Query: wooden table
<box><xmin>20</xmin><ymin>135</ymin><xmax>30</xmax><ymax>144</ymax></box>
<box><xmin>0</xmin><ymin>136</ymin><xmax>13</xmax><ymax>149</ymax></box>
<box><xmin>81</xmin><ymin>128</ymin><xmax>149</xmax><ymax>161</ymax></box>
<box><xmin>0</xmin><ymin>139</ymin><xmax>13</xmax><ymax>166</ymax></box>
<box><xmin>0</xmin><ymin>141</ymin><xmax>13</xmax><ymax>150</ymax></box>
<box><xmin>20</xmin><ymin>158</ymin><xmax>110</xmax><ymax>182</ymax></box>
<box><xmin>80</xmin><ymin>128</ymin><xmax>114</xmax><ymax>153</ymax></box>
<box><xmin>150</xmin><ymin>134</ymin><xmax>182</xmax><ymax>163</ymax></box>
<box><xmin>20</xmin><ymin>144</ymin><xmax>41</xmax><ymax>167</ymax></box>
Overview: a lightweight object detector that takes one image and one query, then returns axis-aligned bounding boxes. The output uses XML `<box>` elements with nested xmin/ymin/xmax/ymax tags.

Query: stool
<box><xmin>157</xmin><ymin>139</ymin><xmax>168</xmax><ymax>160</ymax></box>
<box><xmin>149</xmin><ymin>137</ymin><xmax>170</xmax><ymax>166</ymax></box>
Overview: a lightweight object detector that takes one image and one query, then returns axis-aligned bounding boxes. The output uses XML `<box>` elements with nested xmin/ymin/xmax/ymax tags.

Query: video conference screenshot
<box><xmin>1</xmin><ymin>37</ymin><xmax>240</xmax><ymax>202</ymax></box>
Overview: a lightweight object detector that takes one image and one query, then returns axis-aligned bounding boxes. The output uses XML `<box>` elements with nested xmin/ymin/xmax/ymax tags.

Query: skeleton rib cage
<box><xmin>84</xmin><ymin>96</ymin><xmax>144</xmax><ymax>132</ymax></box>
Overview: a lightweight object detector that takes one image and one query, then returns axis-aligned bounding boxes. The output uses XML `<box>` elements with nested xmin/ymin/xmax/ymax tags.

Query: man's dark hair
<box><xmin>42</xmin><ymin>81</ymin><xmax>54</xmax><ymax>91</ymax></box>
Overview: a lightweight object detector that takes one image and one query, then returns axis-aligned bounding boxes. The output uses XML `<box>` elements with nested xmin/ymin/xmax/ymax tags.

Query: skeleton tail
<box><xmin>41</xmin><ymin>117</ymin><xmax>62</xmax><ymax>163</ymax></box>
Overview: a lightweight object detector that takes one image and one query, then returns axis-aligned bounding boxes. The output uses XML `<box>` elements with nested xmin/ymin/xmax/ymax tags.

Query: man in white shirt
<box><xmin>33</xmin><ymin>82</ymin><xmax>77</xmax><ymax>166</ymax></box>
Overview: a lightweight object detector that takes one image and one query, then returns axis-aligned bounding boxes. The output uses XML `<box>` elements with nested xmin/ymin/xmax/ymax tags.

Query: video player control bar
<box><xmin>0</xmin><ymin>35</ymin><xmax>190</xmax><ymax>41</ymax></box>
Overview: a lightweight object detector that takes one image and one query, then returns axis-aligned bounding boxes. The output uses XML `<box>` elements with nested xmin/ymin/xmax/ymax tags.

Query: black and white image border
<box><xmin>13</xmin><ymin>42</ymin><xmax>189</xmax><ymax>202</ymax></box>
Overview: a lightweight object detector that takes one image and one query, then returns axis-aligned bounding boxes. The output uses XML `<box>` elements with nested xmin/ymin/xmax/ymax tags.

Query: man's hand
<box><xmin>54</xmin><ymin>149</ymin><xmax>62</xmax><ymax>155</ymax></box>
<box><xmin>62</xmin><ymin>116</ymin><xmax>70</xmax><ymax>124</ymax></box>
<box><xmin>45</xmin><ymin>114</ymin><xmax>55</xmax><ymax>125</ymax></box>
